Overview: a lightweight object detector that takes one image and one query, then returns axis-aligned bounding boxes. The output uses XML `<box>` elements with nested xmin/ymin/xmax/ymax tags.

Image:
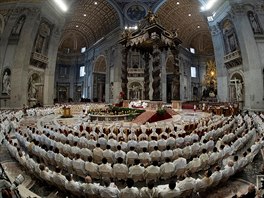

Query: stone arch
<box><xmin>229</xmin><ymin>71</ymin><xmax>244</xmax><ymax>103</ymax></box>
<box><xmin>11</xmin><ymin>14</ymin><xmax>26</xmax><ymax>36</ymax></box>
<box><xmin>58</xmin><ymin>86</ymin><xmax>68</xmax><ymax>103</ymax></box>
<box><xmin>106</xmin><ymin>0</ymin><xmax>125</xmax><ymax>27</ymax></box>
<box><xmin>93</xmin><ymin>55</ymin><xmax>107</xmax><ymax>73</ymax></box>
<box><xmin>93</xmin><ymin>55</ymin><xmax>107</xmax><ymax>102</ymax></box>
<box><xmin>165</xmin><ymin>55</ymin><xmax>174</xmax><ymax>102</ymax></box>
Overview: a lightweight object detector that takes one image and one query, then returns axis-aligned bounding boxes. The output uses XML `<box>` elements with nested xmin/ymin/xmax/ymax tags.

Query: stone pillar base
<box><xmin>123</xmin><ymin>100</ymin><xmax>130</xmax><ymax>108</ymax></box>
<box><xmin>147</xmin><ymin>101</ymin><xmax>163</xmax><ymax>110</ymax></box>
<box><xmin>172</xmin><ymin>100</ymin><xmax>182</xmax><ymax>111</ymax></box>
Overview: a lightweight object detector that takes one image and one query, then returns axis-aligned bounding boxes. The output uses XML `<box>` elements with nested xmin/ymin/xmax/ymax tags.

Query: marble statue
<box><xmin>236</xmin><ymin>82</ymin><xmax>242</xmax><ymax>101</ymax></box>
<box><xmin>248</xmin><ymin>12</ymin><xmax>262</xmax><ymax>34</ymax></box>
<box><xmin>2</xmin><ymin>72</ymin><xmax>10</xmax><ymax>95</ymax></box>
<box><xmin>28</xmin><ymin>78</ymin><xmax>37</xmax><ymax>99</ymax></box>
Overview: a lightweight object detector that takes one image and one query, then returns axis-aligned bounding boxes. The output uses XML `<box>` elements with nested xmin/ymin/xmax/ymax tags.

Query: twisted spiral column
<box><xmin>143</xmin><ymin>52</ymin><xmax>150</xmax><ymax>100</ymax></box>
<box><xmin>121</xmin><ymin>48</ymin><xmax>128</xmax><ymax>100</ymax></box>
<box><xmin>152</xmin><ymin>45</ymin><xmax>161</xmax><ymax>100</ymax></box>
<box><xmin>171</xmin><ymin>49</ymin><xmax>180</xmax><ymax>100</ymax></box>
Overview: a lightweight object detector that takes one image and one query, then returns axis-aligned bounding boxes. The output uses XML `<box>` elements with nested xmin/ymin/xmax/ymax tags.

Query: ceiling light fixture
<box><xmin>83</xmin><ymin>14</ymin><xmax>87</xmax><ymax>17</ymax></box>
<box><xmin>201</xmin><ymin>0</ymin><xmax>218</xmax><ymax>11</ymax></box>
<box><xmin>53</xmin><ymin>0</ymin><xmax>68</xmax><ymax>12</ymax></box>
<box><xmin>188</xmin><ymin>13</ymin><xmax>191</xmax><ymax>16</ymax></box>
<box><xmin>94</xmin><ymin>1</ymin><xmax>98</xmax><ymax>5</ymax></box>
<box><xmin>76</xmin><ymin>25</ymin><xmax>79</xmax><ymax>27</ymax></box>
<box><xmin>176</xmin><ymin>2</ymin><xmax>180</xmax><ymax>5</ymax></box>
<box><xmin>197</xmin><ymin>25</ymin><xmax>200</xmax><ymax>28</ymax></box>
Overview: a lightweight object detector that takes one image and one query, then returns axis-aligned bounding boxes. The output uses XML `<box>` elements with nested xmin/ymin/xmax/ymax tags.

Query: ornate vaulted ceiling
<box><xmin>61</xmin><ymin>0</ymin><xmax>120</xmax><ymax>50</ymax></box>
<box><xmin>60</xmin><ymin>0</ymin><xmax>213</xmax><ymax>55</ymax></box>
<box><xmin>0</xmin><ymin>0</ymin><xmax>214</xmax><ymax>55</ymax></box>
<box><xmin>157</xmin><ymin>0</ymin><xmax>214</xmax><ymax>54</ymax></box>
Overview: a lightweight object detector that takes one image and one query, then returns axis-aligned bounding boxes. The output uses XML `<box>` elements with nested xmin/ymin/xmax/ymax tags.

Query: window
<box><xmin>190</xmin><ymin>48</ymin><xmax>195</xmax><ymax>54</ymax></box>
<box><xmin>191</xmin><ymin>67</ymin><xmax>197</xmax><ymax>78</ymax></box>
<box><xmin>81</xmin><ymin>47</ymin><xmax>86</xmax><ymax>53</ymax></box>
<box><xmin>80</xmin><ymin>66</ymin><xmax>85</xmax><ymax>77</ymax></box>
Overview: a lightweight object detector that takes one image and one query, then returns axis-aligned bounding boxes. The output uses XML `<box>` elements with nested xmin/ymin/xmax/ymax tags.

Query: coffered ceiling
<box><xmin>60</xmin><ymin>0</ymin><xmax>213</xmax><ymax>55</ymax></box>
<box><xmin>157</xmin><ymin>0</ymin><xmax>214</xmax><ymax>54</ymax></box>
<box><xmin>0</xmin><ymin>0</ymin><xmax>214</xmax><ymax>55</ymax></box>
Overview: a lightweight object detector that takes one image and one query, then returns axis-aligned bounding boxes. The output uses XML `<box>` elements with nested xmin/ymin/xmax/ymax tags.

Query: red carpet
<box><xmin>132</xmin><ymin>111</ymin><xmax>156</xmax><ymax>125</ymax></box>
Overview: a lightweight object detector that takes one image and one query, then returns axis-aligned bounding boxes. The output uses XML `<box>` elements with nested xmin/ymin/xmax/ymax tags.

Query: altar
<box><xmin>62</xmin><ymin>106</ymin><xmax>72</xmax><ymax>118</ymax></box>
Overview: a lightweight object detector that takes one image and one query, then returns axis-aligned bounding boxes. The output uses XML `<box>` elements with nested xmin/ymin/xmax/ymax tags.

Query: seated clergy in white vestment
<box><xmin>120</xmin><ymin>178</ymin><xmax>140</xmax><ymax>198</ymax></box>
<box><xmin>99</xmin><ymin>178</ymin><xmax>120</xmax><ymax>198</ymax></box>
<box><xmin>84</xmin><ymin>156</ymin><xmax>100</xmax><ymax>179</ymax></box>
<box><xmin>145</xmin><ymin>160</ymin><xmax>160</xmax><ymax>183</ymax></box>
<box><xmin>99</xmin><ymin>158</ymin><xmax>113</xmax><ymax>179</ymax></box>
<box><xmin>113</xmin><ymin>157</ymin><xmax>128</xmax><ymax>181</ymax></box>
<box><xmin>160</xmin><ymin>158</ymin><xmax>175</xmax><ymax>180</ymax></box>
<box><xmin>129</xmin><ymin>159</ymin><xmax>145</xmax><ymax>182</ymax></box>
<box><xmin>81</xmin><ymin>176</ymin><xmax>100</xmax><ymax>198</ymax></box>
<box><xmin>140</xmin><ymin>180</ymin><xmax>159</xmax><ymax>198</ymax></box>
<box><xmin>158</xmin><ymin>180</ymin><xmax>181</xmax><ymax>198</ymax></box>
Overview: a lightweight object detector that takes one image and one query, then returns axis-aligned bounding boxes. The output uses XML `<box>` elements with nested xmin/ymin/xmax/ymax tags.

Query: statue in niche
<box><xmin>35</xmin><ymin>35</ymin><xmax>44</xmax><ymax>53</ymax></box>
<box><xmin>11</xmin><ymin>15</ymin><xmax>26</xmax><ymax>35</ymax></box>
<box><xmin>2</xmin><ymin>71</ymin><xmax>10</xmax><ymax>95</ymax></box>
<box><xmin>28</xmin><ymin>75</ymin><xmax>38</xmax><ymax>99</ymax></box>
<box><xmin>248</xmin><ymin>11</ymin><xmax>262</xmax><ymax>34</ymax></box>
<box><xmin>236</xmin><ymin>81</ymin><xmax>243</xmax><ymax>101</ymax></box>
<box><xmin>222</xmin><ymin>20</ymin><xmax>239</xmax><ymax>54</ymax></box>
<box><xmin>35</xmin><ymin>22</ymin><xmax>50</xmax><ymax>54</ymax></box>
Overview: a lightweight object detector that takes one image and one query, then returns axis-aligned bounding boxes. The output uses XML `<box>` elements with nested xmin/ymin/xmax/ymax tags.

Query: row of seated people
<box><xmin>3</xmin><ymin>111</ymin><xmax>262</xmax><ymax>195</ymax></box>
<box><xmin>12</xmin><ymin>118</ymin><xmax>259</xmax><ymax>183</ymax></box>
<box><xmin>25</xmin><ymin>106</ymin><xmax>56</xmax><ymax>117</ymax></box>
<box><xmin>22</xmin><ymin>114</ymin><xmax>252</xmax><ymax>162</ymax></box>
<box><xmin>55</xmin><ymin>112</ymin><xmax>221</xmax><ymax>139</ymax></box>
<box><xmin>4</xmin><ymin>130</ymin><xmax>262</xmax><ymax>198</ymax></box>
<box><xmin>0</xmin><ymin>110</ymin><xmax>24</xmax><ymax>134</ymax></box>
<box><xmin>26</xmin><ymin>115</ymin><xmax>235</xmax><ymax>156</ymax></box>
<box><xmin>20</xmin><ymin>123</ymin><xmax>253</xmax><ymax>170</ymax></box>
<box><xmin>17</xmin><ymin>117</ymin><xmax>239</xmax><ymax>168</ymax></box>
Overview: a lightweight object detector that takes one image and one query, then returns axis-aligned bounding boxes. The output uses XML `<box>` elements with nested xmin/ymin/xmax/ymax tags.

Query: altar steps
<box><xmin>132</xmin><ymin>111</ymin><xmax>156</xmax><ymax>125</ymax></box>
<box><xmin>165</xmin><ymin>108</ymin><xmax>178</xmax><ymax>116</ymax></box>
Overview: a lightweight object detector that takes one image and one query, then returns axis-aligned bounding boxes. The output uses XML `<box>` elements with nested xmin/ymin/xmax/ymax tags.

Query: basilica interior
<box><xmin>0</xmin><ymin>0</ymin><xmax>264</xmax><ymax>198</ymax></box>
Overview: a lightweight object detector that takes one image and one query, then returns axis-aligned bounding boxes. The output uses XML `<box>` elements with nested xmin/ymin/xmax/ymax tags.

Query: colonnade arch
<box><xmin>93</xmin><ymin>55</ymin><xmax>107</xmax><ymax>102</ymax></box>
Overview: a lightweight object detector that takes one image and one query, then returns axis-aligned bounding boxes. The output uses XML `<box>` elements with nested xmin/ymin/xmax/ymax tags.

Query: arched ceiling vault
<box><xmin>60</xmin><ymin>0</ymin><xmax>213</xmax><ymax>55</ymax></box>
<box><xmin>60</xmin><ymin>0</ymin><xmax>121</xmax><ymax>51</ymax></box>
<box><xmin>156</xmin><ymin>0</ymin><xmax>213</xmax><ymax>55</ymax></box>
<box><xmin>0</xmin><ymin>0</ymin><xmax>213</xmax><ymax>55</ymax></box>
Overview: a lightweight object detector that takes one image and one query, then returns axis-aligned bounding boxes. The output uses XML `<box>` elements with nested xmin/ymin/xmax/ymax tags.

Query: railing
<box><xmin>127</xmin><ymin>68</ymin><xmax>144</xmax><ymax>73</ymax></box>
<box><xmin>224</xmin><ymin>50</ymin><xmax>242</xmax><ymax>68</ymax></box>
<box><xmin>31</xmin><ymin>52</ymin><xmax>49</xmax><ymax>64</ymax></box>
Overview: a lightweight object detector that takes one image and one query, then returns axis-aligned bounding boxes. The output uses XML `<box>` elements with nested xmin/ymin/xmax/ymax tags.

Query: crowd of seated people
<box><xmin>1</xmin><ymin>108</ymin><xmax>264</xmax><ymax>197</ymax></box>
